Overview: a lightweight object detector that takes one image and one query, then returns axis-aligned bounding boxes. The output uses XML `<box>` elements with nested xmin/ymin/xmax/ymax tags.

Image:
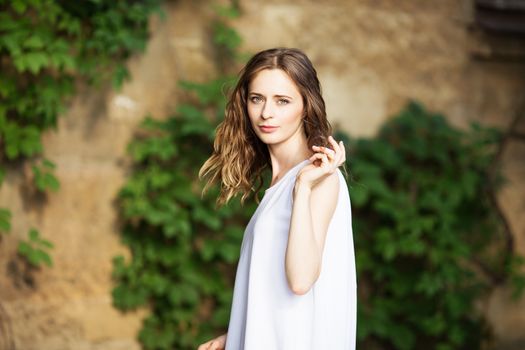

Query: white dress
<box><xmin>225</xmin><ymin>159</ymin><xmax>357</xmax><ymax>350</ymax></box>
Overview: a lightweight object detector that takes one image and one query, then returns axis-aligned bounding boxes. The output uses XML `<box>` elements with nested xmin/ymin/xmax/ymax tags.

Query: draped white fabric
<box><xmin>225</xmin><ymin>159</ymin><xmax>357</xmax><ymax>350</ymax></box>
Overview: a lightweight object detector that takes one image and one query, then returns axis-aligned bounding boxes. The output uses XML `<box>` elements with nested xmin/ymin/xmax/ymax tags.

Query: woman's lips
<box><xmin>259</xmin><ymin>125</ymin><xmax>279</xmax><ymax>133</ymax></box>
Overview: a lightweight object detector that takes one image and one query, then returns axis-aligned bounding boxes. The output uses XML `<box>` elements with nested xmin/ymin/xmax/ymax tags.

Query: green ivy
<box><xmin>18</xmin><ymin>228</ymin><xmax>54</xmax><ymax>267</ymax></box>
<box><xmin>111</xmin><ymin>4</ymin><xmax>253</xmax><ymax>349</ymax></box>
<box><xmin>349</xmin><ymin>101</ymin><xmax>525</xmax><ymax>349</ymax></box>
<box><xmin>0</xmin><ymin>0</ymin><xmax>162</xmax><ymax>266</ymax></box>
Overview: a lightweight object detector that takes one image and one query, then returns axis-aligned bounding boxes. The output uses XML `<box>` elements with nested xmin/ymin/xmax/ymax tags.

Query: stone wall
<box><xmin>0</xmin><ymin>0</ymin><xmax>523</xmax><ymax>349</ymax></box>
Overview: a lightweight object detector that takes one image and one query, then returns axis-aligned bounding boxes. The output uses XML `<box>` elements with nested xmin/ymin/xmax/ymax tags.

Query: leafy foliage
<box><xmin>349</xmin><ymin>101</ymin><xmax>524</xmax><ymax>349</ymax></box>
<box><xmin>0</xmin><ymin>0</ymin><xmax>161</xmax><ymax>264</ymax></box>
<box><xmin>111</xmin><ymin>5</ymin><xmax>253</xmax><ymax>349</ymax></box>
<box><xmin>18</xmin><ymin>228</ymin><xmax>54</xmax><ymax>267</ymax></box>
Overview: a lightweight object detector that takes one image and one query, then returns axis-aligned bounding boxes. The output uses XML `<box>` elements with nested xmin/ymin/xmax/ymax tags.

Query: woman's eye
<box><xmin>278</xmin><ymin>99</ymin><xmax>289</xmax><ymax>105</ymax></box>
<box><xmin>250</xmin><ymin>96</ymin><xmax>262</xmax><ymax>103</ymax></box>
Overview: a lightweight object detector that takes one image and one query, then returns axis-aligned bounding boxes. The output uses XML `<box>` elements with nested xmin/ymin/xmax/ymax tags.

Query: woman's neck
<box><xmin>267</xmin><ymin>130</ymin><xmax>311</xmax><ymax>185</ymax></box>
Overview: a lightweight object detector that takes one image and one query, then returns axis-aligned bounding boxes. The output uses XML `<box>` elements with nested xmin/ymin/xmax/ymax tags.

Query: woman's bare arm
<box><xmin>285</xmin><ymin>136</ymin><xmax>345</xmax><ymax>295</ymax></box>
<box><xmin>285</xmin><ymin>172</ymin><xmax>339</xmax><ymax>294</ymax></box>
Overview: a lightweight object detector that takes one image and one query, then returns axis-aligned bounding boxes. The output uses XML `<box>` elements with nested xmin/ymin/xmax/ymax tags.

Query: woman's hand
<box><xmin>197</xmin><ymin>333</ymin><xmax>227</xmax><ymax>350</ymax></box>
<box><xmin>296</xmin><ymin>135</ymin><xmax>346</xmax><ymax>191</ymax></box>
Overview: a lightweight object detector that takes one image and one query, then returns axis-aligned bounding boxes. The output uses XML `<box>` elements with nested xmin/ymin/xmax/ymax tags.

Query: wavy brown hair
<box><xmin>199</xmin><ymin>47</ymin><xmax>332</xmax><ymax>206</ymax></box>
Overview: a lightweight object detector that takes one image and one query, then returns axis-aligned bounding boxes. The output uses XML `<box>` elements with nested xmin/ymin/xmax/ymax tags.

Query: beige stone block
<box><xmin>320</xmin><ymin>65</ymin><xmax>387</xmax><ymax>137</ymax></box>
<box><xmin>486</xmin><ymin>286</ymin><xmax>525</xmax><ymax>349</ymax></box>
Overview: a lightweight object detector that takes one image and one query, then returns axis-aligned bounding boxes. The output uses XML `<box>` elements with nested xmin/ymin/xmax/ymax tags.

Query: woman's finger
<box><xmin>339</xmin><ymin>140</ymin><xmax>346</xmax><ymax>164</ymax></box>
<box><xmin>321</xmin><ymin>153</ymin><xmax>329</xmax><ymax>166</ymax></box>
<box><xmin>309</xmin><ymin>153</ymin><xmax>320</xmax><ymax>167</ymax></box>
<box><xmin>309</xmin><ymin>152</ymin><xmax>327</xmax><ymax>161</ymax></box>
<box><xmin>329</xmin><ymin>136</ymin><xmax>345</xmax><ymax>165</ymax></box>
<box><xmin>309</xmin><ymin>152</ymin><xmax>322</xmax><ymax>164</ymax></box>
<box><xmin>309</xmin><ymin>152</ymin><xmax>327</xmax><ymax>167</ymax></box>
<box><xmin>328</xmin><ymin>136</ymin><xmax>341</xmax><ymax>155</ymax></box>
<box><xmin>312</xmin><ymin>145</ymin><xmax>335</xmax><ymax>159</ymax></box>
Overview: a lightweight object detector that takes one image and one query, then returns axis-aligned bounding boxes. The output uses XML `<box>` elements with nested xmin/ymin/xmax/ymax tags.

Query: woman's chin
<box><xmin>259</xmin><ymin>137</ymin><xmax>282</xmax><ymax>146</ymax></box>
<box><xmin>256</xmin><ymin>133</ymin><xmax>279</xmax><ymax>144</ymax></box>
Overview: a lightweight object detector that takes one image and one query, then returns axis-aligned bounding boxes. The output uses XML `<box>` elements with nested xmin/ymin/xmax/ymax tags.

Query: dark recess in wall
<box><xmin>471</xmin><ymin>0</ymin><xmax>525</xmax><ymax>62</ymax></box>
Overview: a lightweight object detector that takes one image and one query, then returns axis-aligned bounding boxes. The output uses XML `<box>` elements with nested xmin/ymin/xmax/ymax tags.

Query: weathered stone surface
<box><xmin>487</xmin><ymin>285</ymin><xmax>525</xmax><ymax>350</ymax></box>
<box><xmin>0</xmin><ymin>0</ymin><xmax>523</xmax><ymax>348</ymax></box>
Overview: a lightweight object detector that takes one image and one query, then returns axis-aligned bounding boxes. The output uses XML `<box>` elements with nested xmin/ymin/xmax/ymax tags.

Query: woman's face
<box><xmin>246</xmin><ymin>68</ymin><xmax>305</xmax><ymax>147</ymax></box>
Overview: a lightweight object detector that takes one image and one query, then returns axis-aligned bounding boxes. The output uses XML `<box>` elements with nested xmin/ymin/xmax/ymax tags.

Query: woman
<box><xmin>198</xmin><ymin>47</ymin><xmax>356</xmax><ymax>350</ymax></box>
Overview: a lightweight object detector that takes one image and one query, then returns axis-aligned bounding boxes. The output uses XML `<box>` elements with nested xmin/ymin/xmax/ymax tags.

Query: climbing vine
<box><xmin>348</xmin><ymin>101</ymin><xmax>525</xmax><ymax>350</ymax></box>
<box><xmin>0</xmin><ymin>0</ymin><xmax>162</xmax><ymax>267</ymax></box>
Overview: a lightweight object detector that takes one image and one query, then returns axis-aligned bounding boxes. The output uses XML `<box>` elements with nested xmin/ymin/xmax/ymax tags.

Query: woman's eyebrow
<box><xmin>248</xmin><ymin>92</ymin><xmax>293</xmax><ymax>99</ymax></box>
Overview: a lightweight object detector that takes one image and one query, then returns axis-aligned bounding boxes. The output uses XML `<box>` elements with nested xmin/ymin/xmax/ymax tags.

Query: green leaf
<box><xmin>29</xmin><ymin>228</ymin><xmax>39</xmax><ymax>241</ymax></box>
<box><xmin>18</xmin><ymin>229</ymin><xmax>53</xmax><ymax>268</ymax></box>
<box><xmin>12</xmin><ymin>125</ymin><xmax>42</xmax><ymax>157</ymax></box>
<box><xmin>349</xmin><ymin>183</ymin><xmax>369</xmax><ymax>207</ymax></box>
<box><xmin>18</xmin><ymin>51</ymin><xmax>50</xmax><ymax>74</ymax></box>
<box><xmin>32</xmin><ymin>161</ymin><xmax>60</xmax><ymax>192</ymax></box>
<box><xmin>12</xmin><ymin>0</ymin><xmax>28</xmax><ymax>14</ymax></box>
<box><xmin>213</xmin><ymin>4</ymin><xmax>241</xmax><ymax>19</ymax></box>
<box><xmin>112</xmin><ymin>64</ymin><xmax>130</xmax><ymax>90</ymax></box>
<box><xmin>389</xmin><ymin>324</ymin><xmax>415</xmax><ymax>350</ymax></box>
<box><xmin>43</xmin><ymin>159</ymin><xmax>56</xmax><ymax>169</ymax></box>
<box><xmin>213</xmin><ymin>21</ymin><xmax>242</xmax><ymax>51</ymax></box>
<box><xmin>219</xmin><ymin>241</ymin><xmax>240</xmax><ymax>263</ymax></box>
<box><xmin>0</xmin><ymin>208</ymin><xmax>11</xmax><ymax>232</ymax></box>
<box><xmin>24</xmin><ymin>35</ymin><xmax>44</xmax><ymax>49</ymax></box>
<box><xmin>18</xmin><ymin>241</ymin><xmax>31</xmax><ymax>255</ymax></box>
<box><xmin>192</xmin><ymin>205</ymin><xmax>221</xmax><ymax>230</ymax></box>
<box><xmin>39</xmin><ymin>238</ymin><xmax>54</xmax><ymax>249</ymax></box>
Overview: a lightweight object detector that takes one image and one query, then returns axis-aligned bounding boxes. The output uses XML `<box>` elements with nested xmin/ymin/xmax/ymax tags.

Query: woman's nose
<box><xmin>261</xmin><ymin>102</ymin><xmax>274</xmax><ymax>119</ymax></box>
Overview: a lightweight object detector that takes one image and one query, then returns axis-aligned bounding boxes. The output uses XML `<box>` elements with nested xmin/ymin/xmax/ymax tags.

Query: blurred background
<box><xmin>0</xmin><ymin>0</ymin><xmax>524</xmax><ymax>349</ymax></box>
